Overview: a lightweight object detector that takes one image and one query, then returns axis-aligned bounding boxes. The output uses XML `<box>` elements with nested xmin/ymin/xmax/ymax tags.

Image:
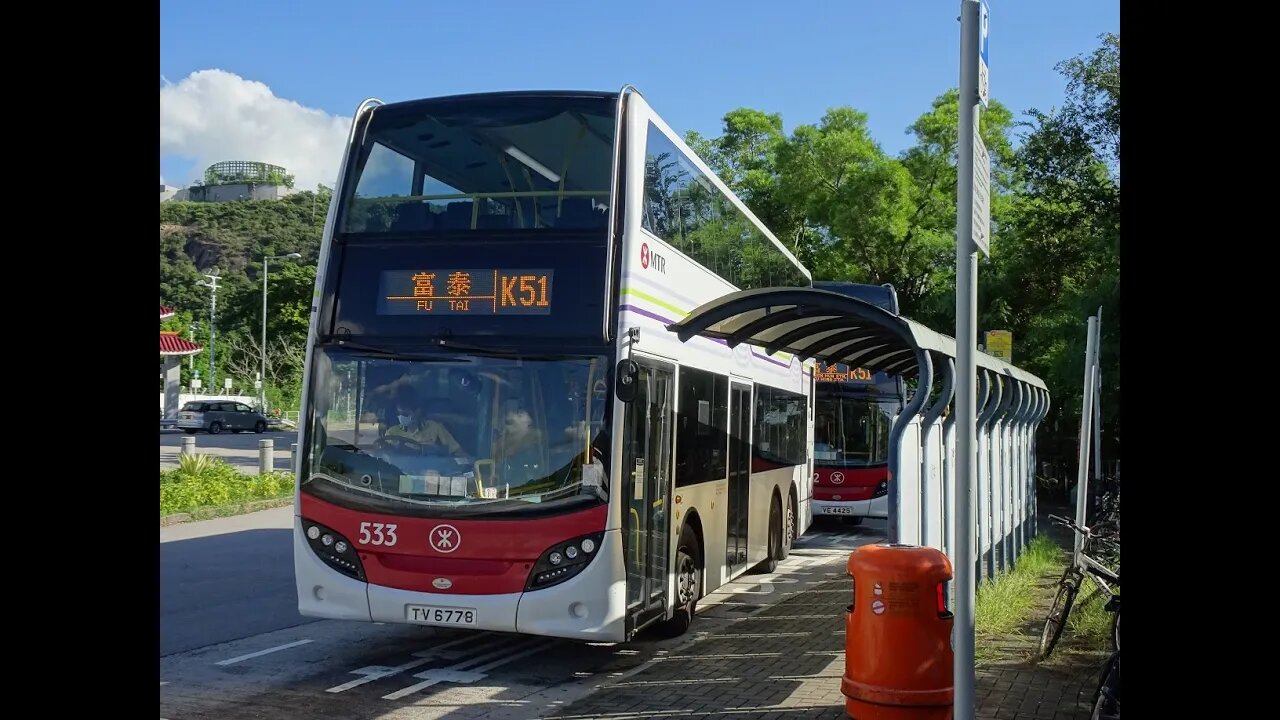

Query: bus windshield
<box><xmin>340</xmin><ymin>93</ymin><xmax>616</xmax><ymax>234</ymax></box>
<box><xmin>813</xmin><ymin>394</ymin><xmax>895</xmax><ymax>467</ymax></box>
<box><xmin>303</xmin><ymin>348</ymin><xmax>610</xmax><ymax>514</ymax></box>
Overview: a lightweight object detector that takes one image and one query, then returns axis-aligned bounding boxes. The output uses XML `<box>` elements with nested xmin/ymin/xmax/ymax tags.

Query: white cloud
<box><xmin>160</xmin><ymin>69</ymin><xmax>351</xmax><ymax>191</ymax></box>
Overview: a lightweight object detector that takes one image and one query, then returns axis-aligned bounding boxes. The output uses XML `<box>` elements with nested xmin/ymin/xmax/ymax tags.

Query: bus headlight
<box><xmin>526</xmin><ymin>532</ymin><xmax>605</xmax><ymax>591</ymax></box>
<box><xmin>303</xmin><ymin>520</ymin><xmax>366</xmax><ymax>581</ymax></box>
<box><xmin>873</xmin><ymin>479</ymin><xmax>888</xmax><ymax>498</ymax></box>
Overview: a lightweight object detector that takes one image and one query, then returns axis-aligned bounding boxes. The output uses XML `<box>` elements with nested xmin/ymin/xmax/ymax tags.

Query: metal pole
<box><xmin>954</xmin><ymin>2</ymin><xmax>982</xmax><ymax>716</ymax></box>
<box><xmin>888</xmin><ymin>351</ymin><xmax>933</xmax><ymax>544</ymax></box>
<box><xmin>1090</xmin><ymin>307</ymin><xmax>1104</xmax><ymax>520</ymax></box>
<box><xmin>1073</xmin><ymin>316</ymin><xmax>1099</xmax><ymax>562</ymax></box>
<box><xmin>208</xmin><ymin>282</ymin><xmax>216</xmax><ymax>386</ymax></box>
<box><xmin>201</xmin><ymin>273</ymin><xmax>220</xmax><ymax>391</ymax></box>
<box><xmin>262</xmin><ymin>256</ymin><xmax>269</xmax><ymax>411</ymax></box>
<box><xmin>920</xmin><ymin>356</ymin><xmax>954</xmax><ymax>550</ymax></box>
<box><xmin>181</xmin><ymin>436</ymin><xmax>196</xmax><ymax>457</ymax></box>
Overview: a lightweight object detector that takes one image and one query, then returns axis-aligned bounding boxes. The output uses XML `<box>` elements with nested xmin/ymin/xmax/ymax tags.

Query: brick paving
<box><xmin>550</xmin><ymin>559</ymin><xmax>853</xmax><ymax>719</ymax></box>
<box><xmin>974</xmin><ymin>600</ymin><xmax>1105</xmax><ymax>720</ymax></box>
<box><xmin>551</xmin><ymin>505</ymin><xmax>1112</xmax><ymax>720</ymax></box>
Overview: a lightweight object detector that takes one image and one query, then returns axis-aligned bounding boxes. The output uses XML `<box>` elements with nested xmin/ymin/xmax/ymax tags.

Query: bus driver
<box><xmin>382</xmin><ymin>387</ymin><xmax>466</xmax><ymax>457</ymax></box>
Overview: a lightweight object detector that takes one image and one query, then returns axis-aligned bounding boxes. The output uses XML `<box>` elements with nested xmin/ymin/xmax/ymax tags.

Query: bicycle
<box><xmin>1092</xmin><ymin>474</ymin><xmax>1121</xmax><ymax>538</ymax></box>
<box><xmin>1038</xmin><ymin>514</ymin><xmax>1120</xmax><ymax>660</ymax></box>
<box><xmin>1089</xmin><ymin>594</ymin><xmax>1120</xmax><ymax>719</ymax></box>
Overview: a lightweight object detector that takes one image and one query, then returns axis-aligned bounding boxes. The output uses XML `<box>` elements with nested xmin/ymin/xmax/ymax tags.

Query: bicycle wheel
<box><xmin>1039</xmin><ymin>568</ymin><xmax>1081</xmax><ymax>659</ymax></box>
<box><xmin>1090</xmin><ymin>651</ymin><xmax>1120</xmax><ymax>720</ymax></box>
<box><xmin>1111</xmin><ymin>607</ymin><xmax>1119</xmax><ymax>652</ymax></box>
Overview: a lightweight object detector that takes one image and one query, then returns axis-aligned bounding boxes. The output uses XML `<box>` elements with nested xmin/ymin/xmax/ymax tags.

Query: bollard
<box><xmin>181</xmin><ymin>436</ymin><xmax>196</xmax><ymax>457</ymax></box>
<box><xmin>259</xmin><ymin>439</ymin><xmax>274</xmax><ymax>475</ymax></box>
<box><xmin>290</xmin><ymin>442</ymin><xmax>299</xmax><ymax>471</ymax></box>
<box><xmin>842</xmin><ymin>543</ymin><xmax>954</xmax><ymax>720</ymax></box>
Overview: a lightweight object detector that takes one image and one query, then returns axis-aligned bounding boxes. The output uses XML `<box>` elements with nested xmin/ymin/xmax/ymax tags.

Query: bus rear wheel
<box><xmin>780</xmin><ymin>493</ymin><xmax>795</xmax><ymax>560</ymax></box>
<box><xmin>759</xmin><ymin>499</ymin><xmax>782</xmax><ymax>574</ymax></box>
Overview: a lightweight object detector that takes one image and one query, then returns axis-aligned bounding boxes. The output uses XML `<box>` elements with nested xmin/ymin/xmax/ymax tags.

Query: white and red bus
<box><xmin>808</xmin><ymin>283</ymin><xmax>905</xmax><ymax>524</ymax></box>
<box><xmin>294</xmin><ymin>88</ymin><xmax>815</xmax><ymax>642</ymax></box>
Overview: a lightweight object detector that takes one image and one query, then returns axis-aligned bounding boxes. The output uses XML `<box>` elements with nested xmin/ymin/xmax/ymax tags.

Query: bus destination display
<box><xmin>379</xmin><ymin>269</ymin><xmax>554</xmax><ymax>316</ymax></box>
<box><xmin>815</xmin><ymin>363</ymin><xmax>873</xmax><ymax>383</ymax></box>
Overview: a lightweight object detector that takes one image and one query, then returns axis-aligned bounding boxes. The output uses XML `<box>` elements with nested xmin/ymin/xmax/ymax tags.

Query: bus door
<box><xmin>621</xmin><ymin>357</ymin><xmax>674</xmax><ymax>633</ymax></box>
<box><xmin>727</xmin><ymin>380</ymin><xmax>752</xmax><ymax>576</ymax></box>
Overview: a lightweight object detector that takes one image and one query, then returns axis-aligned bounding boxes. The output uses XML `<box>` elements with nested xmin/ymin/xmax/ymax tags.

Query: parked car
<box><xmin>176</xmin><ymin>400</ymin><xmax>269</xmax><ymax>435</ymax></box>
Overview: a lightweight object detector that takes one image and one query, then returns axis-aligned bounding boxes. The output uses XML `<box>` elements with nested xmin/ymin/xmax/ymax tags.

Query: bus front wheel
<box><xmin>659</xmin><ymin>526</ymin><xmax>702</xmax><ymax>637</ymax></box>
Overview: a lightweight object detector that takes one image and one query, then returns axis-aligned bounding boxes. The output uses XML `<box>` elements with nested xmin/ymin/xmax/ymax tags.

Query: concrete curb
<box><xmin>160</xmin><ymin>496</ymin><xmax>293</xmax><ymax>526</ymax></box>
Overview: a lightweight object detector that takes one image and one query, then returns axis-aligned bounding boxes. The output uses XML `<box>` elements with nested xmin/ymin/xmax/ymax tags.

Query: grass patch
<box><xmin>974</xmin><ymin>534</ymin><xmax>1067</xmax><ymax>663</ymax></box>
<box><xmin>972</xmin><ymin>533</ymin><xmax>1119</xmax><ymax>664</ymax></box>
<box><xmin>160</xmin><ymin>454</ymin><xmax>294</xmax><ymax>516</ymax></box>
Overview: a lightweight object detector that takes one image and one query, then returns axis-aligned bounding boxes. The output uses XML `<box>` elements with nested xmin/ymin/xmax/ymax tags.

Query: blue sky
<box><xmin>160</xmin><ymin>0</ymin><xmax>1118</xmax><ymax>189</ymax></box>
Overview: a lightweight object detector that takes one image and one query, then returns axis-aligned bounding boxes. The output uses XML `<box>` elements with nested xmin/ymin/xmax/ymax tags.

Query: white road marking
<box><xmin>325</xmin><ymin>633</ymin><xmax>496</xmax><ymax>693</ymax></box>
<box><xmin>214</xmin><ymin>639</ymin><xmax>313</xmax><ymax>666</ymax></box>
<box><xmin>382</xmin><ymin>637</ymin><xmax>550</xmax><ymax>700</ymax></box>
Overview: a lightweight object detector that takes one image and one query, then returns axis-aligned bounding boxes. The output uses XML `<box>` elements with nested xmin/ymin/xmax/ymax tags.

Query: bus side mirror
<box><xmin>615</xmin><ymin>359</ymin><xmax>639</xmax><ymax>403</ymax></box>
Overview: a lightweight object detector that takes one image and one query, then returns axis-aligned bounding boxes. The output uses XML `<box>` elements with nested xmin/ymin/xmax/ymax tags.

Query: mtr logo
<box><xmin>640</xmin><ymin>242</ymin><xmax>666</xmax><ymax>274</ymax></box>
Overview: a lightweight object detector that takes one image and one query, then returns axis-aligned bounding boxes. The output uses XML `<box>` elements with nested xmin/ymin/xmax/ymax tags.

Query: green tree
<box><xmin>687</xmin><ymin>109</ymin><xmax>808</xmax><ymax>256</ymax></box>
<box><xmin>980</xmin><ymin>33</ymin><xmax>1120</xmax><ymax>458</ymax></box>
<box><xmin>896</xmin><ymin>90</ymin><xmax>1017</xmax><ymax>327</ymax></box>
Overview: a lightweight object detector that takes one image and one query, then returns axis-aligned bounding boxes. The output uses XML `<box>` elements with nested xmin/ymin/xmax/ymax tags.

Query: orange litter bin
<box><xmin>841</xmin><ymin>543</ymin><xmax>954</xmax><ymax>720</ymax></box>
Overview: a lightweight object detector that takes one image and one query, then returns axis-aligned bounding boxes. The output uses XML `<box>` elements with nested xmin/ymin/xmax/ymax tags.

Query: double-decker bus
<box><xmin>808</xmin><ymin>282</ymin><xmax>905</xmax><ymax>524</ymax></box>
<box><xmin>294</xmin><ymin>88</ymin><xmax>814</xmax><ymax>643</ymax></box>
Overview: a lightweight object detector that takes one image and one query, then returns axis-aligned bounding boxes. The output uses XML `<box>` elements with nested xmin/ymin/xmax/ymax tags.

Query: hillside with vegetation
<box><xmin>159</xmin><ymin>34</ymin><xmax>1117</xmax><ymax>460</ymax></box>
<box><xmin>160</xmin><ymin>188</ymin><xmax>329</xmax><ymax>409</ymax></box>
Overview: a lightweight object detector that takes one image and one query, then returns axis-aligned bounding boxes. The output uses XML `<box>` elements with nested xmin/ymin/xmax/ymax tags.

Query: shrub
<box><xmin>160</xmin><ymin>455</ymin><xmax>294</xmax><ymax>515</ymax></box>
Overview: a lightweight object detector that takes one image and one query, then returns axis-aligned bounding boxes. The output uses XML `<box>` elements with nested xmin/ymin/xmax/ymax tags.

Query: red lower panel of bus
<box><xmin>812</xmin><ymin>466</ymin><xmax>885</xmax><ymax>502</ymax></box>
<box><xmin>300</xmin><ymin>493</ymin><xmax>607</xmax><ymax>595</ymax></box>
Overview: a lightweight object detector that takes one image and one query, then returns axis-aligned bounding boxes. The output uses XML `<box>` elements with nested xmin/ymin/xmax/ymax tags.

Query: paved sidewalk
<box><xmin>551</xmin><ymin>554</ymin><xmax>853</xmax><ymax>719</ymax></box>
<box><xmin>551</xmin><ymin>510</ymin><xmax>1111</xmax><ymax>719</ymax></box>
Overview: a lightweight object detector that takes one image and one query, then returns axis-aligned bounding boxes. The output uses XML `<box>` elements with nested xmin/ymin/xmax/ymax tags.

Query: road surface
<box><xmin>160</xmin><ymin>429</ymin><xmax>298</xmax><ymax>474</ymax></box>
<box><xmin>160</xmin><ymin>510</ymin><xmax>883</xmax><ymax>719</ymax></box>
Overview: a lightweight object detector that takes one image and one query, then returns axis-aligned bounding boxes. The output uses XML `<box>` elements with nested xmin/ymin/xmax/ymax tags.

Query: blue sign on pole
<box><xmin>980</xmin><ymin>1</ymin><xmax>990</xmax><ymax>65</ymax></box>
<box><xmin>977</xmin><ymin>0</ymin><xmax>990</xmax><ymax>108</ymax></box>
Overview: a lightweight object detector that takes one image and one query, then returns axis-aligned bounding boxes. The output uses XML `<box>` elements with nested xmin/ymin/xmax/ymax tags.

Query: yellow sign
<box><xmin>985</xmin><ymin>330</ymin><xmax>1012</xmax><ymax>361</ymax></box>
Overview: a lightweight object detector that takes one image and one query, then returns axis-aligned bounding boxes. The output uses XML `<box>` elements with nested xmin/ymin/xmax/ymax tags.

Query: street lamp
<box><xmin>195</xmin><ymin>271</ymin><xmax>221</xmax><ymax>391</ymax></box>
<box><xmin>188</xmin><ymin>320</ymin><xmax>200</xmax><ymax>373</ymax></box>
<box><xmin>261</xmin><ymin>252</ymin><xmax>303</xmax><ymax>410</ymax></box>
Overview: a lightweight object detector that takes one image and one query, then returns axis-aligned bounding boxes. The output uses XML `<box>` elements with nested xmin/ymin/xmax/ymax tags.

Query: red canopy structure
<box><xmin>160</xmin><ymin>305</ymin><xmax>202</xmax><ymax>419</ymax></box>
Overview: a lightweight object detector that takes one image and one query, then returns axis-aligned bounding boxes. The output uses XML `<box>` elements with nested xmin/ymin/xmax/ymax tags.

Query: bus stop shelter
<box><xmin>666</xmin><ymin>287</ymin><xmax>1050</xmax><ymax>577</ymax></box>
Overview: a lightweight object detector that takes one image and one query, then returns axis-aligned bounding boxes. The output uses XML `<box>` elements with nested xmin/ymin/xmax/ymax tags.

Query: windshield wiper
<box><xmin>430</xmin><ymin>336</ymin><xmax>569</xmax><ymax>360</ymax></box>
<box><xmin>319</xmin><ymin>337</ymin><xmax>452</xmax><ymax>360</ymax></box>
<box><xmin>430</xmin><ymin>336</ymin><xmax>517</xmax><ymax>353</ymax></box>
